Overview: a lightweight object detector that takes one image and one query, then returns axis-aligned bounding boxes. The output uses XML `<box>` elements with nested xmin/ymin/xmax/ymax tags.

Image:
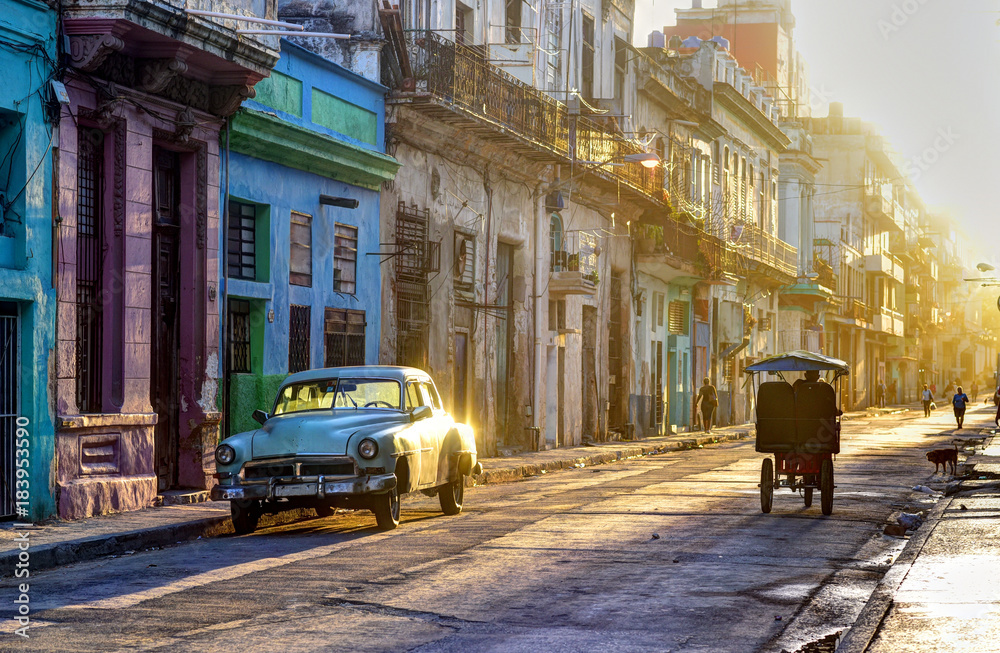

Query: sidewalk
<box><xmin>0</xmin><ymin>423</ymin><xmax>754</xmax><ymax>577</ymax></box>
<box><xmin>837</xmin><ymin>410</ymin><xmax>1000</xmax><ymax>653</ymax></box>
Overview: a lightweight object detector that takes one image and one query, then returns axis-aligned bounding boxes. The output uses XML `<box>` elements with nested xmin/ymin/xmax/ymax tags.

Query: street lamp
<box><xmin>623</xmin><ymin>152</ymin><xmax>661</xmax><ymax>168</ymax></box>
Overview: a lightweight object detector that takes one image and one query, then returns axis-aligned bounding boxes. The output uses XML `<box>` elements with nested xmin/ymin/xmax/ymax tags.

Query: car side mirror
<box><xmin>252</xmin><ymin>409</ymin><xmax>269</xmax><ymax>425</ymax></box>
<box><xmin>410</xmin><ymin>405</ymin><xmax>432</xmax><ymax>422</ymax></box>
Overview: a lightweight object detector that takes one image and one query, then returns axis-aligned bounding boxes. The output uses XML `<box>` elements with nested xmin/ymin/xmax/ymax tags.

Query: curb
<box><xmin>472</xmin><ymin>429</ymin><xmax>754</xmax><ymax>485</ymax></box>
<box><xmin>835</xmin><ymin>490</ymin><xmax>952</xmax><ymax>653</ymax></box>
<box><xmin>0</xmin><ymin>508</ymin><xmax>315</xmax><ymax>579</ymax></box>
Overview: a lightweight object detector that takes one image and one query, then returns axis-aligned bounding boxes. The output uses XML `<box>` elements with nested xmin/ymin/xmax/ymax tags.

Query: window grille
<box><xmin>288</xmin><ymin>304</ymin><xmax>311</xmax><ymax>373</ymax></box>
<box><xmin>228</xmin><ymin>299</ymin><xmax>252</xmax><ymax>374</ymax></box>
<box><xmin>333</xmin><ymin>223</ymin><xmax>358</xmax><ymax>294</ymax></box>
<box><xmin>228</xmin><ymin>201</ymin><xmax>256</xmax><ymax>280</ymax></box>
<box><xmin>324</xmin><ymin>308</ymin><xmax>366</xmax><ymax>367</ymax></box>
<box><xmin>290</xmin><ymin>212</ymin><xmax>312</xmax><ymax>287</ymax></box>
<box><xmin>668</xmin><ymin>300</ymin><xmax>689</xmax><ymax>335</ymax></box>
<box><xmin>758</xmin><ymin>316</ymin><xmax>773</xmax><ymax>331</ymax></box>
<box><xmin>76</xmin><ymin>127</ymin><xmax>104</xmax><ymax>413</ymax></box>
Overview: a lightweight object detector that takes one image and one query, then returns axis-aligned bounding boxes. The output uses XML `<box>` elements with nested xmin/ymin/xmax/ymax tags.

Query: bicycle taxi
<box><xmin>744</xmin><ymin>350</ymin><xmax>849</xmax><ymax>516</ymax></box>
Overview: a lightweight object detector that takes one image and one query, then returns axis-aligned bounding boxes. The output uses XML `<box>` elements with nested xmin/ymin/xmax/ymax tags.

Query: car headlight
<box><xmin>215</xmin><ymin>444</ymin><xmax>236</xmax><ymax>466</ymax></box>
<box><xmin>358</xmin><ymin>438</ymin><xmax>378</xmax><ymax>460</ymax></box>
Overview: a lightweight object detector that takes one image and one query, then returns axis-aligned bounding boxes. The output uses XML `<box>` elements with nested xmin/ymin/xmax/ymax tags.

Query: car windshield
<box><xmin>273</xmin><ymin>378</ymin><xmax>402</xmax><ymax>415</ymax></box>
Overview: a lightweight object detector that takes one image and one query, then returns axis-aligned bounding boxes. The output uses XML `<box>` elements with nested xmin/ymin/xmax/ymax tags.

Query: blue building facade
<box><xmin>0</xmin><ymin>1</ymin><xmax>57</xmax><ymax>520</ymax></box>
<box><xmin>222</xmin><ymin>40</ymin><xmax>398</xmax><ymax>435</ymax></box>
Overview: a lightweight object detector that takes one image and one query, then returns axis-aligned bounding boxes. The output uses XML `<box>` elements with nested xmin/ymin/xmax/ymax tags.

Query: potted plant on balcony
<box><xmin>567</xmin><ymin>253</ymin><xmax>580</xmax><ymax>271</ymax></box>
<box><xmin>586</xmin><ymin>270</ymin><xmax>600</xmax><ymax>286</ymax></box>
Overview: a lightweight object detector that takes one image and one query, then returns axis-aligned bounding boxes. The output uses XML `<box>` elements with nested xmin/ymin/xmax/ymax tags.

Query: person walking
<box><xmin>696</xmin><ymin>377</ymin><xmax>718</xmax><ymax>434</ymax></box>
<box><xmin>971</xmin><ymin>381</ymin><xmax>979</xmax><ymax>403</ymax></box>
<box><xmin>952</xmin><ymin>386</ymin><xmax>970</xmax><ymax>429</ymax></box>
<box><xmin>921</xmin><ymin>384</ymin><xmax>934</xmax><ymax>418</ymax></box>
<box><xmin>876</xmin><ymin>379</ymin><xmax>886</xmax><ymax>408</ymax></box>
<box><xmin>994</xmin><ymin>385</ymin><xmax>1000</xmax><ymax>428</ymax></box>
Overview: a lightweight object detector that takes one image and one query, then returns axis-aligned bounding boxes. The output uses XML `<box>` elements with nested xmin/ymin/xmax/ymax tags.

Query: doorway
<box><xmin>0</xmin><ymin>302</ymin><xmax>18</xmax><ymax>518</ymax></box>
<box><xmin>453</xmin><ymin>331</ymin><xmax>468</xmax><ymax>424</ymax></box>
<box><xmin>151</xmin><ymin>148</ymin><xmax>181</xmax><ymax>492</ymax></box>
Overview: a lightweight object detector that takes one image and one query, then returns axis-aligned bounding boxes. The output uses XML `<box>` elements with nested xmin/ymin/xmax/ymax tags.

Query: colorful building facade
<box><xmin>222</xmin><ymin>40</ymin><xmax>398</xmax><ymax>436</ymax></box>
<box><xmin>0</xmin><ymin>0</ymin><xmax>58</xmax><ymax>521</ymax></box>
<box><xmin>53</xmin><ymin>1</ymin><xmax>278</xmax><ymax>519</ymax></box>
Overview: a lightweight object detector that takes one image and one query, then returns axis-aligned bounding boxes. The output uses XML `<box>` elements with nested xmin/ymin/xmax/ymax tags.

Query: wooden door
<box><xmin>151</xmin><ymin>148</ymin><xmax>181</xmax><ymax>492</ymax></box>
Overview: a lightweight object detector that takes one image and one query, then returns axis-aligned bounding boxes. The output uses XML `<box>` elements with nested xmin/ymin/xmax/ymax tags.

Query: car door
<box><xmin>414</xmin><ymin>380</ymin><xmax>446</xmax><ymax>487</ymax></box>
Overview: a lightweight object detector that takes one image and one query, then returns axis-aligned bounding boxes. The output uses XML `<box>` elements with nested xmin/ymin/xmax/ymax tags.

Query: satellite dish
<box><xmin>978</xmin><ymin>262</ymin><xmax>996</xmax><ymax>273</ymax></box>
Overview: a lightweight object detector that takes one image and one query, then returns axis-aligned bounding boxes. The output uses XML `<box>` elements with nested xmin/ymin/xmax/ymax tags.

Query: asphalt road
<box><xmin>2</xmin><ymin>406</ymin><xmax>994</xmax><ymax>653</ymax></box>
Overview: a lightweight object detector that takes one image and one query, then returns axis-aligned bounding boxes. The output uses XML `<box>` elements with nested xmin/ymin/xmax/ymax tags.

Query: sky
<box><xmin>632</xmin><ymin>0</ymin><xmax>1000</xmax><ymax>259</ymax></box>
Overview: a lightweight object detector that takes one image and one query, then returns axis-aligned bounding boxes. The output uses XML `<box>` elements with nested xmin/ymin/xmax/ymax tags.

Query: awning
<box><xmin>744</xmin><ymin>350</ymin><xmax>850</xmax><ymax>375</ymax></box>
<box><xmin>721</xmin><ymin>338</ymin><xmax>750</xmax><ymax>359</ymax></box>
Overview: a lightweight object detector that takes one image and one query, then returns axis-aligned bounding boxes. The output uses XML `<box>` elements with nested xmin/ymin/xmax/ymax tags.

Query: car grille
<box><xmin>242</xmin><ymin>458</ymin><xmax>357</xmax><ymax>480</ymax></box>
<box><xmin>244</xmin><ymin>463</ymin><xmax>296</xmax><ymax>479</ymax></box>
<box><xmin>300</xmin><ymin>462</ymin><xmax>356</xmax><ymax>476</ymax></box>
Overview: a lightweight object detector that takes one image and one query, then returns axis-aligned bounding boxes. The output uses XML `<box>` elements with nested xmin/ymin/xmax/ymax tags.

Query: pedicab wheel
<box><xmin>820</xmin><ymin>459</ymin><xmax>834</xmax><ymax>516</ymax></box>
<box><xmin>760</xmin><ymin>458</ymin><xmax>774</xmax><ymax>514</ymax></box>
<box><xmin>803</xmin><ymin>486</ymin><xmax>813</xmax><ymax>508</ymax></box>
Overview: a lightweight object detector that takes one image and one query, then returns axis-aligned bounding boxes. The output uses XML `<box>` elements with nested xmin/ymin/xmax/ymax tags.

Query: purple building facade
<box><xmin>54</xmin><ymin>3</ymin><xmax>278</xmax><ymax>519</ymax></box>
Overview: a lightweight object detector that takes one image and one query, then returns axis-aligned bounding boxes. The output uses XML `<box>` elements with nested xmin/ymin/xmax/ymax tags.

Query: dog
<box><xmin>926</xmin><ymin>445</ymin><xmax>958</xmax><ymax>475</ymax></box>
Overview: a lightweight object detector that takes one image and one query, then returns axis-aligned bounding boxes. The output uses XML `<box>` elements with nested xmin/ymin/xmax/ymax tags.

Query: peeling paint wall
<box><xmin>0</xmin><ymin>3</ymin><xmax>57</xmax><ymax>521</ymax></box>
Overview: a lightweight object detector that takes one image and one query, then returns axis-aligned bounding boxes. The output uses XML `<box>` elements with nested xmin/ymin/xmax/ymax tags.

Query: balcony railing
<box><xmin>550</xmin><ymin>230</ymin><xmax>598</xmax><ymax>296</ymax></box>
<box><xmin>873</xmin><ymin>307</ymin><xmax>904</xmax><ymax>336</ymax></box>
<box><xmin>848</xmin><ymin>299</ymin><xmax>871</xmax><ymax>322</ymax></box>
<box><xmin>390</xmin><ymin>30</ymin><xmax>665</xmax><ymax>203</ymax></box>
<box><xmin>730</xmin><ymin>222</ymin><xmax>797</xmax><ymax>279</ymax></box>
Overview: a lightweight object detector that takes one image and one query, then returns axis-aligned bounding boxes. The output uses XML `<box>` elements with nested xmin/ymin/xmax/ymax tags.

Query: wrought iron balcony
<box><xmin>729</xmin><ymin>222</ymin><xmax>797</xmax><ymax>280</ymax></box>
<box><xmin>550</xmin><ymin>230</ymin><xmax>598</xmax><ymax>296</ymax></box>
<box><xmin>384</xmin><ymin>30</ymin><xmax>665</xmax><ymax>204</ymax></box>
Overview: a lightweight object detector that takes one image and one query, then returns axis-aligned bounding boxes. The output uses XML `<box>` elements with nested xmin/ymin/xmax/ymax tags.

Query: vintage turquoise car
<box><xmin>211</xmin><ymin>366</ymin><xmax>480</xmax><ymax>534</ymax></box>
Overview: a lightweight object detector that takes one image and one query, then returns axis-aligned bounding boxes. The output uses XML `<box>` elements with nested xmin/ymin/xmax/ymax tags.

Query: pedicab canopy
<box><xmin>744</xmin><ymin>350</ymin><xmax>850</xmax><ymax>377</ymax></box>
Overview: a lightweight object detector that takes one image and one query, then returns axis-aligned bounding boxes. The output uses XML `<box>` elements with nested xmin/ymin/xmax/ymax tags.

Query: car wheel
<box><xmin>373</xmin><ymin>486</ymin><xmax>400</xmax><ymax>530</ymax></box>
<box><xmin>231</xmin><ymin>500</ymin><xmax>260</xmax><ymax>535</ymax></box>
<box><xmin>438</xmin><ymin>477</ymin><xmax>465</xmax><ymax>515</ymax></box>
<box><xmin>315</xmin><ymin>504</ymin><xmax>335</xmax><ymax>518</ymax></box>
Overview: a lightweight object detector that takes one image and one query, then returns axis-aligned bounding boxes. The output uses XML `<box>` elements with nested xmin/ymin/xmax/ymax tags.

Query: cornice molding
<box><xmin>230</xmin><ymin>109</ymin><xmax>400</xmax><ymax>191</ymax></box>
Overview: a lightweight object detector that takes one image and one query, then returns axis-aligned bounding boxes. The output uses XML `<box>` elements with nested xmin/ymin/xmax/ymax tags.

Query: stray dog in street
<box><xmin>926</xmin><ymin>444</ymin><xmax>958</xmax><ymax>475</ymax></box>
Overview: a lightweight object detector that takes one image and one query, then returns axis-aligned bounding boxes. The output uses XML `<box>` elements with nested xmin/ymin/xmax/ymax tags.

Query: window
<box><xmin>505</xmin><ymin>0</ymin><xmax>522</xmax><ymax>43</ymax></box>
<box><xmin>288</xmin><ymin>304</ymin><xmax>311</xmax><ymax>373</ymax></box>
<box><xmin>418</xmin><ymin>382</ymin><xmax>441</xmax><ymax>409</ymax></box>
<box><xmin>544</xmin><ymin>5</ymin><xmax>562</xmax><ymax>88</ymax></box>
<box><xmin>405</xmin><ymin>381</ymin><xmax>422</xmax><ymax>409</ymax></box>
<box><xmin>668</xmin><ymin>300</ymin><xmax>689</xmax><ymax>335</ymax></box>
<box><xmin>455</xmin><ymin>232</ymin><xmax>476</xmax><ymax>290</ymax></box>
<box><xmin>614</xmin><ymin>38</ymin><xmax>627</xmax><ymax>111</ymax></box>
<box><xmin>456</xmin><ymin>0</ymin><xmax>473</xmax><ymax>45</ymax></box>
<box><xmin>549</xmin><ymin>299</ymin><xmax>566</xmax><ymax>330</ymax></box>
<box><xmin>324</xmin><ymin>308</ymin><xmax>366</xmax><ymax>367</ymax></box>
<box><xmin>228</xmin><ymin>201</ymin><xmax>257</xmax><ymax>280</ymax></box>
<box><xmin>581</xmin><ymin>13</ymin><xmax>595</xmax><ymax>102</ymax></box>
<box><xmin>76</xmin><ymin>126</ymin><xmax>105</xmax><ymax>413</ymax></box>
<box><xmin>654</xmin><ymin>293</ymin><xmax>665</xmax><ymax>329</ymax></box>
<box><xmin>290</xmin><ymin>212</ymin><xmax>312</xmax><ymax>287</ymax></box>
<box><xmin>228</xmin><ymin>299</ymin><xmax>252</xmax><ymax>374</ymax></box>
<box><xmin>333</xmin><ymin>222</ymin><xmax>358</xmax><ymax>294</ymax></box>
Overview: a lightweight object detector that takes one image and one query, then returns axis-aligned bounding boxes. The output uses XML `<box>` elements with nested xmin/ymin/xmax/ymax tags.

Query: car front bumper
<box><xmin>211</xmin><ymin>473</ymin><xmax>397</xmax><ymax>502</ymax></box>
